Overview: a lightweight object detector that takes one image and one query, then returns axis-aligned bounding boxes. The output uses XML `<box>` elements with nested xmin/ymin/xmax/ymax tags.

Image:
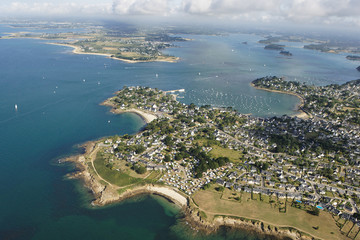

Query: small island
<box><xmin>64</xmin><ymin>81</ymin><xmax>360</xmax><ymax>240</ymax></box>
<box><xmin>264</xmin><ymin>44</ymin><xmax>285</xmax><ymax>51</ymax></box>
<box><xmin>279</xmin><ymin>50</ymin><xmax>293</xmax><ymax>56</ymax></box>
<box><xmin>357</xmin><ymin>66</ymin><xmax>360</xmax><ymax>72</ymax></box>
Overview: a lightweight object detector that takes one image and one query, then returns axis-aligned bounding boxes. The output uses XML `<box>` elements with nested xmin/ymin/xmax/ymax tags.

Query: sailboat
<box><xmin>15</xmin><ymin>104</ymin><xmax>18</xmax><ymax>111</ymax></box>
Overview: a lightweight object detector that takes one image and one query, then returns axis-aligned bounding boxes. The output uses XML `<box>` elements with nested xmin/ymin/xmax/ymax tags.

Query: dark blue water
<box><xmin>0</xmin><ymin>24</ymin><xmax>358</xmax><ymax>240</ymax></box>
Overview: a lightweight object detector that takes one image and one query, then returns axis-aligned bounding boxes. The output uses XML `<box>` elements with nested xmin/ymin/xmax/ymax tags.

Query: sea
<box><xmin>0</xmin><ymin>24</ymin><xmax>359</xmax><ymax>240</ymax></box>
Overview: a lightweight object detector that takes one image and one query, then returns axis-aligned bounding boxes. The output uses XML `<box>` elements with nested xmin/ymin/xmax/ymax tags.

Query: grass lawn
<box><xmin>242</xmin><ymin>192</ymin><xmax>252</xmax><ymax>202</ymax></box>
<box><xmin>348</xmin><ymin>224</ymin><xmax>359</xmax><ymax>239</ymax></box>
<box><xmin>194</xmin><ymin>138</ymin><xmax>243</xmax><ymax>163</ymax></box>
<box><xmin>325</xmin><ymin>191</ymin><xmax>335</xmax><ymax>198</ymax></box>
<box><xmin>209</xmin><ymin>145</ymin><xmax>243</xmax><ymax>163</ymax></box>
<box><xmin>337</xmin><ymin>217</ymin><xmax>347</xmax><ymax>226</ymax></box>
<box><xmin>252</xmin><ymin>193</ymin><xmax>260</xmax><ymax>201</ymax></box>
<box><xmin>94</xmin><ymin>152</ymin><xmax>142</xmax><ymax>187</ymax></box>
<box><xmin>193</xmin><ymin>189</ymin><xmax>344</xmax><ymax>240</ymax></box>
<box><xmin>260</xmin><ymin>194</ymin><xmax>270</xmax><ymax>203</ymax></box>
<box><xmin>221</xmin><ymin>188</ymin><xmax>240</xmax><ymax>201</ymax></box>
<box><xmin>146</xmin><ymin>171</ymin><xmax>163</xmax><ymax>180</ymax></box>
<box><xmin>341</xmin><ymin>221</ymin><xmax>353</xmax><ymax>234</ymax></box>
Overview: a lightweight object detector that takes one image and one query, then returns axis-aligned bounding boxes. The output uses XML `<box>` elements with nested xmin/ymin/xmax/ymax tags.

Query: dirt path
<box><xmin>88</xmin><ymin>144</ymin><xmax>117</xmax><ymax>188</ymax></box>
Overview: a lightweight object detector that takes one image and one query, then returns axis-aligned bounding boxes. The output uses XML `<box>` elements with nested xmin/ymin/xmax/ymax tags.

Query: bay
<box><xmin>0</xmin><ymin>24</ymin><xmax>358</xmax><ymax>239</ymax></box>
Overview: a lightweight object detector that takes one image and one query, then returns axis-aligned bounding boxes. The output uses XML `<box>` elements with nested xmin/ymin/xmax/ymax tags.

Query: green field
<box><xmin>209</xmin><ymin>145</ymin><xmax>243</xmax><ymax>162</ymax></box>
<box><xmin>94</xmin><ymin>152</ymin><xmax>142</xmax><ymax>187</ymax></box>
<box><xmin>195</xmin><ymin>138</ymin><xmax>243</xmax><ymax>163</ymax></box>
<box><xmin>193</xmin><ymin>189</ymin><xmax>344</xmax><ymax>240</ymax></box>
<box><xmin>146</xmin><ymin>171</ymin><xmax>163</xmax><ymax>180</ymax></box>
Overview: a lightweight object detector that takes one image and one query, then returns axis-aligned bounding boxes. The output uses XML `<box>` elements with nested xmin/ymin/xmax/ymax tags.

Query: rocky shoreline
<box><xmin>182</xmin><ymin>208</ymin><xmax>313</xmax><ymax>240</ymax></box>
<box><xmin>62</xmin><ymin>141</ymin><xmax>319</xmax><ymax>240</ymax></box>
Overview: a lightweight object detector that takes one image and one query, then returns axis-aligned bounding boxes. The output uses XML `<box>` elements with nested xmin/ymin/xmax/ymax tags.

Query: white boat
<box><xmin>15</xmin><ymin>104</ymin><xmax>18</xmax><ymax>110</ymax></box>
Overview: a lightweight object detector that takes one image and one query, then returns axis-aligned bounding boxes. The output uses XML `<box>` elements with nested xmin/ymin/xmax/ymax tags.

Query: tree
<box><xmin>215</xmin><ymin>186</ymin><xmax>225</xmax><ymax>192</ymax></box>
<box><xmin>135</xmin><ymin>145</ymin><xmax>146</xmax><ymax>154</ymax></box>
<box><xmin>307</xmin><ymin>206</ymin><xmax>320</xmax><ymax>216</ymax></box>
<box><xmin>164</xmin><ymin>154</ymin><xmax>171</xmax><ymax>162</ymax></box>
<box><xmin>134</xmin><ymin>165</ymin><xmax>147</xmax><ymax>174</ymax></box>
<box><xmin>202</xmin><ymin>183</ymin><xmax>211</xmax><ymax>190</ymax></box>
<box><xmin>175</xmin><ymin>153</ymin><xmax>183</xmax><ymax>161</ymax></box>
<box><xmin>353</xmin><ymin>213</ymin><xmax>360</xmax><ymax>220</ymax></box>
<box><xmin>164</xmin><ymin>136</ymin><xmax>173</xmax><ymax>146</ymax></box>
<box><xmin>132</xmin><ymin>164</ymin><xmax>147</xmax><ymax>174</ymax></box>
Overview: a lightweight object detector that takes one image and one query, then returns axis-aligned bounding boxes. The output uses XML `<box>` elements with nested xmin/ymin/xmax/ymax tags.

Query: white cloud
<box><xmin>0</xmin><ymin>0</ymin><xmax>359</xmax><ymax>26</ymax></box>
<box><xmin>112</xmin><ymin>0</ymin><xmax>170</xmax><ymax>15</ymax></box>
<box><xmin>178</xmin><ymin>0</ymin><xmax>360</xmax><ymax>26</ymax></box>
<box><xmin>0</xmin><ymin>1</ymin><xmax>111</xmax><ymax>17</ymax></box>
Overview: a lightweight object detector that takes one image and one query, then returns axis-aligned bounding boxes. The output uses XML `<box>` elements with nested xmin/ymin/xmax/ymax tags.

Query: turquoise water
<box><xmin>0</xmin><ymin>24</ymin><xmax>359</xmax><ymax>239</ymax></box>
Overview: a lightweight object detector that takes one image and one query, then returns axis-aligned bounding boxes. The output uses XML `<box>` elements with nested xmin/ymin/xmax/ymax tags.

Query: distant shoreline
<box><xmin>48</xmin><ymin>42</ymin><xmax>179</xmax><ymax>64</ymax></box>
<box><xmin>250</xmin><ymin>83</ymin><xmax>310</xmax><ymax>119</ymax></box>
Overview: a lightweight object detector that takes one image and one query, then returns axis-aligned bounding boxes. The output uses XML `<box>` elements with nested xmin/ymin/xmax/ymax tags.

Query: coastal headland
<box><xmin>64</xmin><ymin>141</ymin><xmax>319</xmax><ymax>240</ymax></box>
<box><xmin>60</xmin><ymin>84</ymin><xmax>360</xmax><ymax>240</ymax></box>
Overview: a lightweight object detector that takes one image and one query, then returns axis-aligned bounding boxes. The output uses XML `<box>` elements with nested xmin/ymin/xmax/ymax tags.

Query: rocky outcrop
<box><xmin>183</xmin><ymin>207</ymin><xmax>313</xmax><ymax>240</ymax></box>
<box><xmin>357</xmin><ymin>66</ymin><xmax>360</xmax><ymax>72</ymax></box>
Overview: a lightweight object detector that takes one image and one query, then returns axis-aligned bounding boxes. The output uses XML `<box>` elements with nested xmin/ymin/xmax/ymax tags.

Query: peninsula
<box><xmin>2</xmin><ymin>24</ymin><xmax>185</xmax><ymax>63</ymax></box>
<box><xmin>347</xmin><ymin>56</ymin><xmax>360</xmax><ymax>61</ymax></box>
<box><xmin>66</xmin><ymin>81</ymin><xmax>360</xmax><ymax>240</ymax></box>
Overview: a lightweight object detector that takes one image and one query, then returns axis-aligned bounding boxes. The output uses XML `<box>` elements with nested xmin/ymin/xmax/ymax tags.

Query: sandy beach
<box><xmin>251</xmin><ymin>83</ymin><xmax>311</xmax><ymax>119</ymax></box>
<box><xmin>100</xmin><ymin>99</ymin><xmax>157</xmax><ymax>123</ymax></box>
<box><xmin>146</xmin><ymin>185</ymin><xmax>187</xmax><ymax>206</ymax></box>
<box><xmin>114</xmin><ymin>108</ymin><xmax>157</xmax><ymax>124</ymax></box>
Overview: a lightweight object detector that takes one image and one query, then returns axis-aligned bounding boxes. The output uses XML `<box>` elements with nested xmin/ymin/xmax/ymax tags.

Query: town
<box><xmin>90</xmin><ymin>81</ymin><xmax>360</xmax><ymax>238</ymax></box>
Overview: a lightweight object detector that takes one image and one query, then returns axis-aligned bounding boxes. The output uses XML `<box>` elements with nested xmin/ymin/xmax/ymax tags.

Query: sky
<box><xmin>1</xmin><ymin>0</ymin><xmax>360</xmax><ymax>28</ymax></box>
